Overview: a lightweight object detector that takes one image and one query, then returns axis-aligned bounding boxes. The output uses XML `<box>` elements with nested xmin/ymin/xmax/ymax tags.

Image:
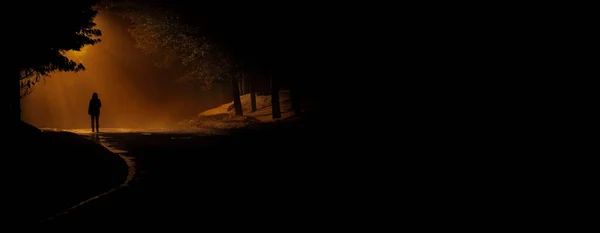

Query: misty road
<box><xmin>40</xmin><ymin>128</ymin><xmax>326</xmax><ymax>228</ymax></box>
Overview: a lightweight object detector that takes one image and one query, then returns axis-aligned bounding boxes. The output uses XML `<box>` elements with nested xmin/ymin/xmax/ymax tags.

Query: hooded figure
<box><xmin>88</xmin><ymin>92</ymin><xmax>101</xmax><ymax>132</ymax></box>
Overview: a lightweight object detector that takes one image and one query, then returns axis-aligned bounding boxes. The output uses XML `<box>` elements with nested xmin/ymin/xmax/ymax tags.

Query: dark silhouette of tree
<box><xmin>8</xmin><ymin>1</ymin><xmax>102</xmax><ymax>126</ymax></box>
<box><xmin>169</xmin><ymin>3</ymin><xmax>307</xmax><ymax>119</ymax></box>
<box><xmin>20</xmin><ymin>69</ymin><xmax>44</xmax><ymax>98</ymax></box>
<box><xmin>101</xmin><ymin>1</ymin><xmax>320</xmax><ymax>119</ymax></box>
<box><xmin>270</xmin><ymin>75</ymin><xmax>281</xmax><ymax>119</ymax></box>
<box><xmin>231</xmin><ymin>74</ymin><xmax>243</xmax><ymax>116</ymax></box>
<box><xmin>102</xmin><ymin>0</ymin><xmax>246</xmax><ymax>116</ymax></box>
<box><xmin>101</xmin><ymin>0</ymin><xmax>306</xmax><ymax>119</ymax></box>
<box><xmin>249</xmin><ymin>75</ymin><xmax>257</xmax><ymax>112</ymax></box>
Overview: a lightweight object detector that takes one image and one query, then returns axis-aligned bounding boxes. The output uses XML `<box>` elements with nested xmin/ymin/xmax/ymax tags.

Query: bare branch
<box><xmin>20</xmin><ymin>69</ymin><xmax>50</xmax><ymax>98</ymax></box>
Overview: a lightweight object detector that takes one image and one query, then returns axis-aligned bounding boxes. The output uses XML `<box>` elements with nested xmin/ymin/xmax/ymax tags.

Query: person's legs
<box><xmin>95</xmin><ymin>114</ymin><xmax>100</xmax><ymax>132</ymax></box>
<box><xmin>91</xmin><ymin>115</ymin><xmax>95</xmax><ymax>132</ymax></box>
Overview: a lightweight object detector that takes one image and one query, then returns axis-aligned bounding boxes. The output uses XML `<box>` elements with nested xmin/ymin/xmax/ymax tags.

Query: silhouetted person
<box><xmin>88</xmin><ymin>92</ymin><xmax>101</xmax><ymax>132</ymax></box>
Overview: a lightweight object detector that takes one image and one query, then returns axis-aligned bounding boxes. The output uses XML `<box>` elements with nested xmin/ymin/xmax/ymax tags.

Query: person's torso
<box><xmin>90</xmin><ymin>99</ymin><xmax>101</xmax><ymax>111</ymax></box>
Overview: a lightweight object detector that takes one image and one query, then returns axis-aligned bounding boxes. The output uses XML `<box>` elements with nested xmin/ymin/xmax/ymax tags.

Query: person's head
<box><xmin>92</xmin><ymin>92</ymin><xmax>98</xmax><ymax>99</ymax></box>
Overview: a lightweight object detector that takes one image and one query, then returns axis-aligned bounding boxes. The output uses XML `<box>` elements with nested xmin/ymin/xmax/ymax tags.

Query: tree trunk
<box><xmin>240</xmin><ymin>63</ymin><xmax>245</xmax><ymax>95</ymax></box>
<box><xmin>250</xmin><ymin>75</ymin><xmax>257</xmax><ymax>112</ymax></box>
<box><xmin>241</xmin><ymin>73</ymin><xmax>246</xmax><ymax>95</ymax></box>
<box><xmin>290</xmin><ymin>82</ymin><xmax>302</xmax><ymax>116</ymax></box>
<box><xmin>231</xmin><ymin>78</ymin><xmax>243</xmax><ymax>116</ymax></box>
<box><xmin>238</xmin><ymin>77</ymin><xmax>243</xmax><ymax>95</ymax></box>
<box><xmin>11</xmin><ymin>68</ymin><xmax>21</xmax><ymax>127</ymax></box>
<box><xmin>270</xmin><ymin>75</ymin><xmax>281</xmax><ymax>119</ymax></box>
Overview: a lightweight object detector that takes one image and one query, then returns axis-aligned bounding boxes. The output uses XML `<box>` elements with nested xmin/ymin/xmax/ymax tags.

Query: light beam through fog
<box><xmin>22</xmin><ymin>11</ymin><xmax>225</xmax><ymax>130</ymax></box>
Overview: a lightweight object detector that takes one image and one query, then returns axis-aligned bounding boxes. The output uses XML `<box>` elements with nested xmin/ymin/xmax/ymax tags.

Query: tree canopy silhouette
<box><xmin>103</xmin><ymin>1</ymin><xmax>231</xmax><ymax>90</ymax></box>
<box><xmin>100</xmin><ymin>0</ymin><xmax>320</xmax><ymax>118</ymax></box>
<box><xmin>8</xmin><ymin>1</ymin><xmax>102</xmax><ymax>123</ymax></box>
<box><xmin>101</xmin><ymin>0</ymin><xmax>248</xmax><ymax>115</ymax></box>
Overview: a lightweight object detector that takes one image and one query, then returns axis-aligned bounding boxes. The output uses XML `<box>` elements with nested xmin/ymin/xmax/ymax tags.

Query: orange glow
<box><xmin>63</xmin><ymin>45</ymin><xmax>90</xmax><ymax>63</ymax></box>
<box><xmin>22</xmin><ymin>11</ymin><xmax>225</xmax><ymax>129</ymax></box>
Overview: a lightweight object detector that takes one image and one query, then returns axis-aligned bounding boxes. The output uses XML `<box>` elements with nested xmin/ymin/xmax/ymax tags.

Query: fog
<box><xmin>22</xmin><ymin>11</ymin><xmax>226</xmax><ymax>129</ymax></box>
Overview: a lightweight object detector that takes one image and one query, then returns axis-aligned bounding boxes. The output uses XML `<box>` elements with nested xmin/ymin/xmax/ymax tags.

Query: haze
<box><xmin>22</xmin><ymin>11</ymin><xmax>225</xmax><ymax>129</ymax></box>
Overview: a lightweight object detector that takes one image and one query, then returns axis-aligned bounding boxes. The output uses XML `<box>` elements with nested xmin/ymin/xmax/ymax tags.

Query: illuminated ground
<box><xmin>40</xmin><ymin>127</ymin><xmax>228</xmax><ymax>135</ymax></box>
